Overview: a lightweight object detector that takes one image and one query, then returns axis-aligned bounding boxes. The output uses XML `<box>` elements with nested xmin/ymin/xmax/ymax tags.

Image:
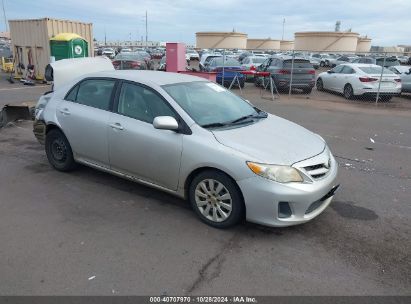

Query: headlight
<box><xmin>247</xmin><ymin>162</ymin><xmax>303</xmax><ymax>183</ymax></box>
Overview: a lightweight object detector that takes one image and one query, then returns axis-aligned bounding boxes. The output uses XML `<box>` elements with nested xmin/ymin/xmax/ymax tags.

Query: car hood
<box><xmin>211</xmin><ymin>114</ymin><xmax>325</xmax><ymax>165</ymax></box>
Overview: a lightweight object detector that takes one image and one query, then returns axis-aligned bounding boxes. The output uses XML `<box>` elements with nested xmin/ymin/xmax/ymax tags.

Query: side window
<box><xmin>65</xmin><ymin>85</ymin><xmax>79</xmax><ymax>101</ymax></box>
<box><xmin>332</xmin><ymin>65</ymin><xmax>345</xmax><ymax>73</ymax></box>
<box><xmin>117</xmin><ymin>83</ymin><xmax>175</xmax><ymax>123</ymax></box>
<box><xmin>243</xmin><ymin>58</ymin><xmax>249</xmax><ymax>64</ymax></box>
<box><xmin>341</xmin><ymin>66</ymin><xmax>354</xmax><ymax>74</ymax></box>
<box><xmin>269</xmin><ymin>59</ymin><xmax>277</xmax><ymax>66</ymax></box>
<box><xmin>76</xmin><ymin>79</ymin><xmax>115</xmax><ymax>110</ymax></box>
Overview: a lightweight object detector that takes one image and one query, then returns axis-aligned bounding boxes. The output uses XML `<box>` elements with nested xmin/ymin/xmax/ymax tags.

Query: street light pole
<box><xmin>282</xmin><ymin>18</ymin><xmax>285</xmax><ymax>41</ymax></box>
<box><xmin>145</xmin><ymin>11</ymin><xmax>148</xmax><ymax>48</ymax></box>
<box><xmin>2</xmin><ymin>0</ymin><xmax>8</xmax><ymax>32</ymax></box>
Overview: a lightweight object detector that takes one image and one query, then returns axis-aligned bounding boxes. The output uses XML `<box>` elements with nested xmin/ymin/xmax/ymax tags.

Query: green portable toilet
<box><xmin>50</xmin><ymin>33</ymin><xmax>88</xmax><ymax>61</ymax></box>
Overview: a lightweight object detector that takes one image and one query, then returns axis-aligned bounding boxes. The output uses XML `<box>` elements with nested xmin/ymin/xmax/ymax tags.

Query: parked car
<box><xmin>238</xmin><ymin>51</ymin><xmax>252</xmax><ymax>63</ymax></box>
<box><xmin>316</xmin><ymin>63</ymin><xmax>401</xmax><ymax>101</ymax></box>
<box><xmin>135</xmin><ymin>51</ymin><xmax>154</xmax><ymax>70</ymax></box>
<box><xmin>388</xmin><ymin>65</ymin><xmax>411</xmax><ymax>93</ymax></box>
<box><xmin>311</xmin><ymin>54</ymin><xmax>337</xmax><ymax>67</ymax></box>
<box><xmin>102</xmin><ymin>48</ymin><xmax>115</xmax><ymax>59</ymax></box>
<box><xmin>157</xmin><ymin>55</ymin><xmax>167</xmax><ymax>71</ymax></box>
<box><xmin>33</xmin><ymin>67</ymin><xmax>338</xmax><ymax>228</ymax></box>
<box><xmin>204</xmin><ymin>57</ymin><xmax>245</xmax><ymax>87</ymax></box>
<box><xmin>329</xmin><ymin>56</ymin><xmax>357</xmax><ymax>68</ymax></box>
<box><xmin>351</xmin><ymin>57</ymin><xmax>376</xmax><ymax>64</ymax></box>
<box><xmin>112</xmin><ymin>53</ymin><xmax>147</xmax><ymax>70</ymax></box>
<box><xmin>199</xmin><ymin>54</ymin><xmax>222</xmax><ymax>71</ymax></box>
<box><xmin>241</xmin><ymin>56</ymin><xmax>267</xmax><ymax>81</ymax></box>
<box><xmin>397</xmin><ymin>56</ymin><xmax>409</xmax><ymax>65</ymax></box>
<box><xmin>186</xmin><ymin>49</ymin><xmax>200</xmax><ymax>60</ymax></box>
<box><xmin>120</xmin><ymin>48</ymin><xmax>133</xmax><ymax>53</ymax></box>
<box><xmin>375</xmin><ymin>57</ymin><xmax>400</xmax><ymax>68</ymax></box>
<box><xmin>255</xmin><ymin>57</ymin><xmax>316</xmax><ymax>93</ymax></box>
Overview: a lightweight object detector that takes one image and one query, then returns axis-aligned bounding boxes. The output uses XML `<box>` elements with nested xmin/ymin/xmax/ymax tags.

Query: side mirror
<box><xmin>153</xmin><ymin>116</ymin><xmax>179</xmax><ymax>131</ymax></box>
<box><xmin>327</xmin><ymin>70</ymin><xmax>334</xmax><ymax>74</ymax></box>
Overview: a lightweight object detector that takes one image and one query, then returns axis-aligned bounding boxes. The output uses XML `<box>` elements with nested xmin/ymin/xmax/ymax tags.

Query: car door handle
<box><xmin>110</xmin><ymin>123</ymin><xmax>124</xmax><ymax>130</ymax></box>
<box><xmin>59</xmin><ymin>108</ymin><xmax>70</xmax><ymax>115</ymax></box>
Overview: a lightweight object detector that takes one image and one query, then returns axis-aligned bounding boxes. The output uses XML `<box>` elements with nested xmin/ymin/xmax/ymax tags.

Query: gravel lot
<box><xmin>0</xmin><ymin>71</ymin><xmax>410</xmax><ymax>296</ymax></box>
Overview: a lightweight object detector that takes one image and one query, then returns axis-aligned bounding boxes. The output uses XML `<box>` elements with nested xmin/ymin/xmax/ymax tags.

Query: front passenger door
<box><xmin>108</xmin><ymin>82</ymin><xmax>184</xmax><ymax>190</ymax></box>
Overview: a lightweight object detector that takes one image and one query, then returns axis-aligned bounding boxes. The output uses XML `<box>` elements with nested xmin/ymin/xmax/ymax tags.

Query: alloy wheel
<box><xmin>194</xmin><ymin>179</ymin><xmax>232</xmax><ymax>222</ymax></box>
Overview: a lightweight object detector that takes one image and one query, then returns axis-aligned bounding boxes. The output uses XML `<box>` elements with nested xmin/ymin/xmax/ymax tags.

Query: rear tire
<box><xmin>343</xmin><ymin>84</ymin><xmax>354</xmax><ymax>100</ymax></box>
<box><xmin>45</xmin><ymin>129</ymin><xmax>77</xmax><ymax>172</ymax></box>
<box><xmin>189</xmin><ymin>170</ymin><xmax>244</xmax><ymax>229</ymax></box>
<box><xmin>316</xmin><ymin>78</ymin><xmax>324</xmax><ymax>91</ymax></box>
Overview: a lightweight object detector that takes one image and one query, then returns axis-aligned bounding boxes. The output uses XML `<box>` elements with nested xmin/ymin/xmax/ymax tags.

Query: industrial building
<box><xmin>294</xmin><ymin>31</ymin><xmax>361</xmax><ymax>52</ymax></box>
<box><xmin>246</xmin><ymin>38</ymin><xmax>280</xmax><ymax>50</ymax></box>
<box><xmin>195</xmin><ymin>31</ymin><xmax>247</xmax><ymax>49</ymax></box>
<box><xmin>9</xmin><ymin>17</ymin><xmax>93</xmax><ymax>80</ymax></box>
<box><xmin>280</xmin><ymin>40</ymin><xmax>294</xmax><ymax>51</ymax></box>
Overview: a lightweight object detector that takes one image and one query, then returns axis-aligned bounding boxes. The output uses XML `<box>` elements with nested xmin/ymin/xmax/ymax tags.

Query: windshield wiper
<box><xmin>229</xmin><ymin>111</ymin><xmax>268</xmax><ymax>124</ymax></box>
<box><xmin>201</xmin><ymin>122</ymin><xmax>228</xmax><ymax>129</ymax></box>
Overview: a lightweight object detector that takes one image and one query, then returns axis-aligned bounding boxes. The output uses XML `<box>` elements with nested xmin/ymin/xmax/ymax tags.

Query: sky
<box><xmin>1</xmin><ymin>0</ymin><xmax>410</xmax><ymax>46</ymax></box>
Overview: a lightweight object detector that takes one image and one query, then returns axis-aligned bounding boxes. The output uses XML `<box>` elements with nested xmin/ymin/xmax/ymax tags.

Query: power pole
<box><xmin>145</xmin><ymin>11</ymin><xmax>148</xmax><ymax>48</ymax></box>
<box><xmin>282</xmin><ymin>18</ymin><xmax>285</xmax><ymax>40</ymax></box>
<box><xmin>2</xmin><ymin>0</ymin><xmax>8</xmax><ymax>32</ymax></box>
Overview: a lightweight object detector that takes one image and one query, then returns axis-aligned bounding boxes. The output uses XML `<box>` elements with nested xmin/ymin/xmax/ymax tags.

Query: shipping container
<box><xmin>9</xmin><ymin>18</ymin><xmax>93</xmax><ymax>80</ymax></box>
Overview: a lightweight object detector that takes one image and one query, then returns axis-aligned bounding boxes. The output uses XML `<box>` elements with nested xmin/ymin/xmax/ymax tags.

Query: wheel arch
<box><xmin>183</xmin><ymin>166</ymin><xmax>246</xmax><ymax>217</ymax></box>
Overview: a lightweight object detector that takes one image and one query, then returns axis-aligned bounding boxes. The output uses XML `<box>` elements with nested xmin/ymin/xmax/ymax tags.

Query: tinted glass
<box><xmin>283</xmin><ymin>60</ymin><xmax>312</xmax><ymax>68</ymax></box>
<box><xmin>114</xmin><ymin>53</ymin><xmax>144</xmax><ymax>60</ymax></box>
<box><xmin>250</xmin><ymin>57</ymin><xmax>266</xmax><ymax>64</ymax></box>
<box><xmin>341</xmin><ymin>66</ymin><xmax>355</xmax><ymax>74</ymax></box>
<box><xmin>163</xmin><ymin>81</ymin><xmax>257</xmax><ymax>127</ymax></box>
<box><xmin>332</xmin><ymin>65</ymin><xmax>345</xmax><ymax>73</ymax></box>
<box><xmin>118</xmin><ymin>83</ymin><xmax>175</xmax><ymax>123</ymax></box>
<box><xmin>211</xmin><ymin>58</ymin><xmax>241</xmax><ymax>66</ymax></box>
<box><xmin>65</xmin><ymin>85</ymin><xmax>79</xmax><ymax>101</ymax></box>
<box><xmin>76</xmin><ymin>79</ymin><xmax>115</xmax><ymax>110</ymax></box>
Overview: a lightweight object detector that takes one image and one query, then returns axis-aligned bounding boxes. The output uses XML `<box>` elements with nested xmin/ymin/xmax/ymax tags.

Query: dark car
<box><xmin>255</xmin><ymin>57</ymin><xmax>315</xmax><ymax>93</ymax></box>
<box><xmin>135</xmin><ymin>51</ymin><xmax>154</xmax><ymax>70</ymax></box>
<box><xmin>112</xmin><ymin>53</ymin><xmax>148</xmax><ymax>70</ymax></box>
<box><xmin>351</xmin><ymin>57</ymin><xmax>376</xmax><ymax>64</ymax></box>
<box><xmin>205</xmin><ymin>57</ymin><xmax>245</xmax><ymax>88</ymax></box>
<box><xmin>376</xmin><ymin>57</ymin><xmax>401</xmax><ymax>68</ymax></box>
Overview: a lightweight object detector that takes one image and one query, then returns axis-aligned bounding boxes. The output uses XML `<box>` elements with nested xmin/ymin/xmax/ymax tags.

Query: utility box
<box><xmin>50</xmin><ymin>33</ymin><xmax>88</xmax><ymax>60</ymax></box>
<box><xmin>166</xmin><ymin>42</ymin><xmax>186</xmax><ymax>72</ymax></box>
<box><xmin>9</xmin><ymin>18</ymin><xmax>93</xmax><ymax>80</ymax></box>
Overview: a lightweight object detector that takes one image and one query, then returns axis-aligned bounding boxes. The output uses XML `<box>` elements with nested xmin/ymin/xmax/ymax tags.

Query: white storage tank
<box><xmin>246</xmin><ymin>38</ymin><xmax>280</xmax><ymax>50</ymax></box>
<box><xmin>356</xmin><ymin>37</ymin><xmax>372</xmax><ymax>53</ymax></box>
<box><xmin>196</xmin><ymin>31</ymin><xmax>247</xmax><ymax>49</ymax></box>
<box><xmin>280</xmin><ymin>40</ymin><xmax>294</xmax><ymax>51</ymax></box>
<box><xmin>294</xmin><ymin>31</ymin><xmax>359</xmax><ymax>52</ymax></box>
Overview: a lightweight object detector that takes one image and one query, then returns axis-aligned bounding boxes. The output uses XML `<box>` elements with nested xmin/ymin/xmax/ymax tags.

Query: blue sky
<box><xmin>2</xmin><ymin>0</ymin><xmax>410</xmax><ymax>46</ymax></box>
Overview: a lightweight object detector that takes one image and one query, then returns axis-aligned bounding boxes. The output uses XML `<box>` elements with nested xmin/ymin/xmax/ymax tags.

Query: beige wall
<box><xmin>246</xmin><ymin>39</ymin><xmax>280</xmax><ymax>50</ymax></box>
<box><xmin>9</xmin><ymin>18</ymin><xmax>93</xmax><ymax>79</ymax></box>
<box><xmin>294</xmin><ymin>32</ymin><xmax>359</xmax><ymax>52</ymax></box>
<box><xmin>356</xmin><ymin>38</ymin><xmax>372</xmax><ymax>53</ymax></box>
<box><xmin>280</xmin><ymin>40</ymin><xmax>294</xmax><ymax>51</ymax></box>
<box><xmin>196</xmin><ymin>32</ymin><xmax>247</xmax><ymax>49</ymax></box>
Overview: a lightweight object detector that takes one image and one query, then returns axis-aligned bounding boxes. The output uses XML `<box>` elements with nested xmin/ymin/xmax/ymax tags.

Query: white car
<box><xmin>102</xmin><ymin>48</ymin><xmax>115</xmax><ymax>59</ymax></box>
<box><xmin>388</xmin><ymin>65</ymin><xmax>411</xmax><ymax>93</ymax></box>
<box><xmin>186</xmin><ymin>49</ymin><xmax>200</xmax><ymax>60</ymax></box>
<box><xmin>316</xmin><ymin>64</ymin><xmax>401</xmax><ymax>101</ymax></box>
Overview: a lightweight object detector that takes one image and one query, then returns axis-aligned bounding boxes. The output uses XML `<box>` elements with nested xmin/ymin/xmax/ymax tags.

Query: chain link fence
<box><xmin>199</xmin><ymin>48</ymin><xmax>410</xmax><ymax>106</ymax></box>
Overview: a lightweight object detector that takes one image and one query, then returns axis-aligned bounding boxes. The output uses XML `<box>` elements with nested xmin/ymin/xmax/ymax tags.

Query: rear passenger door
<box><xmin>56</xmin><ymin>78</ymin><xmax>116</xmax><ymax>168</ymax></box>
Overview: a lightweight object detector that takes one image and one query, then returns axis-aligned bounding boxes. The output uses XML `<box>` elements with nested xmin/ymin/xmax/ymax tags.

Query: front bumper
<box><xmin>237</xmin><ymin>153</ymin><xmax>338</xmax><ymax>227</ymax></box>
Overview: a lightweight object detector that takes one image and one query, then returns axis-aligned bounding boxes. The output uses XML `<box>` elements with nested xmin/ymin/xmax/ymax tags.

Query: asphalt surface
<box><xmin>0</xmin><ymin>72</ymin><xmax>410</xmax><ymax>296</ymax></box>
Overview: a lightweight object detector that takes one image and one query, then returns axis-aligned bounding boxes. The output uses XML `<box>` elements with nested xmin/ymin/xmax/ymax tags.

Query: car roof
<box><xmin>83</xmin><ymin>70</ymin><xmax>206</xmax><ymax>86</ymax></box>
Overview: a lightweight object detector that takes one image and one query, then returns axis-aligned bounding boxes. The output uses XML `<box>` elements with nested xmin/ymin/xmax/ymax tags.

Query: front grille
<box><xmin>303</xmin><ymin>162</ymin><xmax>330</xmax><ymax>180</ymax></box>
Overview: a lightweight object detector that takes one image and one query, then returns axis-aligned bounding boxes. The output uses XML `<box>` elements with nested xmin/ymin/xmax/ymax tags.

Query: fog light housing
<box><xmin>278</xmin><ymin>202</ymin><xmax>292</xmax><ymax>218</ymax></box>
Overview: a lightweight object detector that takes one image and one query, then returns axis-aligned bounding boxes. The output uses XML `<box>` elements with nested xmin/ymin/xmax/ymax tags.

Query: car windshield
<box><xmin>211</xmin><ymin>58</ymin><xmax>240</xmax><ymax>66</ymax></box>
<box><xmin>250</xmin><ymin>57</ymin><xmax>266</xmax><ymax>63</ymax></box>
<box><xmin>162</xmin><ymin>81</ymin><xmax>264</xmax><ymax>128</ymax></box>
<box><xmin>359</xmin><ymin>67</ymin><xmax>395</xmax><ymax>74</ymax></box>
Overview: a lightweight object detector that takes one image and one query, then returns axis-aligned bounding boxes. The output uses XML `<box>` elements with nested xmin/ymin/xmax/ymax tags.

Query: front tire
<box><xmin>45</xmin><ymin>129</ymin><xmax>77</xmax><ymax>172</ymax></box>
<box><xmin>189</xmin><ymin>170</ymin><xmax>244</xmax><ymax>228</ymax></box>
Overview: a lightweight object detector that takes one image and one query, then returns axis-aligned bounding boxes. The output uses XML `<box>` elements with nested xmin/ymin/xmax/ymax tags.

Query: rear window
<box><xmin>376</xmin><ymin>58</ymin><xmax>400</xmax><ymax>67</ymax></box>
<box><xmin>283</xmin><ymin>60</ymin><xmax>312</xmax><ymax>68</ymax></box>
<box><xmin>211</xmin><ymin>58</ymin><xmax>240</xmax><ymax>66</ymax></box>
<box><xmin>359</xmin><ymin>67</ymin><xmax>395</xmax><ymax>74</ymax></box>
<box><xmin>250</xmin><ymin>57</ymin><xmax>266</xmax><ymax>64</ymax></box>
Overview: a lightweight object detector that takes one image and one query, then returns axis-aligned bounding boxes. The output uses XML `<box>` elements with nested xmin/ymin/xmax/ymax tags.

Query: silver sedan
<box><xmin>34</xmin><ymin>70</ymin><xmax>338</xmax><ymax>228</ymax></box>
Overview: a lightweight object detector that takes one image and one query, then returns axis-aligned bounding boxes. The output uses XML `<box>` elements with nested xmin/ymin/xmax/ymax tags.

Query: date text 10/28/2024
<box><xmin>150</xmin><ymin>296</ymin><xmax>257</xmax><ymax>303</ymax></box>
